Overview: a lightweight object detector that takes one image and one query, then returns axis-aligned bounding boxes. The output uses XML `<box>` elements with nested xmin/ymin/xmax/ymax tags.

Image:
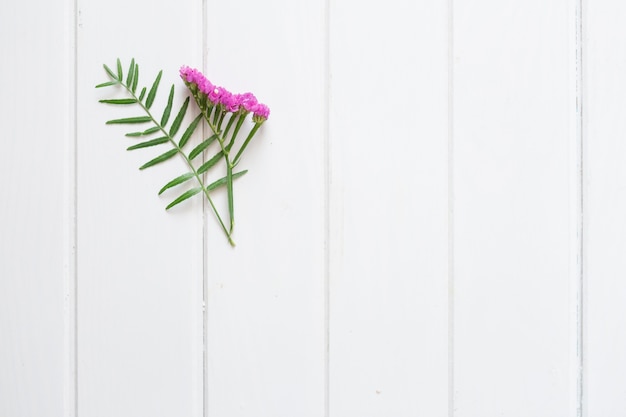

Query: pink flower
<box><xmin>239</xmin><ymin>92</ymin><xmax>258</xmax><ymax>112</ymax></box>
<box><xmin>179</xmin><ymin>65</ymin><xmax>192</xmax><ymax>82</ymax></box>
<box><xmin>180</xmin><ymin>66</ymin><xmax>214</xmax><ymax>96</ymax></box>
<box><xmin>180</xmin><ymin>65</ymin><xmax>269</xmax><ymax>118</ymax></box>
<box><xmin>252</xmin><ymin>103</ymin><xmax>270</xmax><ymax>122</ymax></box>
<box><xmin>222</xmin><ymin>92</ymin><xmax>242</xmax><ymax>112</ymax></box>
<box><xmin>193</xmin><ymin>76</ymin><xmax>210</xmax><ymax>95</ymax></box>
<box><xmin>208</xmin><ymin>86</ymin><xmax>227</xmax><ymax>104</ymax></box>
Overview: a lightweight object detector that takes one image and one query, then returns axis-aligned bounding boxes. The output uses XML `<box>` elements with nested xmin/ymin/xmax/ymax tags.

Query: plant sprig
<box><xmin>96</xmin><ymin>58</ymin><xmax>262</xmax><ymax>247</ymax></box>
<box><xmin>178</xmin><ymin>66</ymin><xmax>270</xmax><ymax>235</ymax></box>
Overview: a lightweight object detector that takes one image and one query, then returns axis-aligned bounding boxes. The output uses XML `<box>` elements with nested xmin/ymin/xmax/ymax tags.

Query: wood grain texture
<box><xmin>203</xmin><ymin>0</ymin><xmax>326</xmax><ymax>416</ymax></box>
<box><xmin>76</xmin><ymin>1</ymin><xmax>204</xmax><ymax>416</ymax></box>
<box><xmin>452</xmin><ymin>0</ymin><xmax>575</xmax><ymax>415</ymax></box>
<box><xmin>0</xmin><ymin>1</ymin><xmax>73</xmax><ymax>416</ymax></box>
<box><xmin>585</xmin><ymin>1</ymin><xmax>626</xmax><ymax>414</ymax></box>
<box><xmin>328</xmin><ymin>0</ymin><xmax>449</xmax><ymax>415</ymax></box>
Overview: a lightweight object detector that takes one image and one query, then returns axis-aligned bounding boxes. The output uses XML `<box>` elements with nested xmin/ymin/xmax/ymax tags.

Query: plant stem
<box><xmin>119</xmin><ymin>80</ymin><xmax>235</xmax><ymax>246</ymax></box>
<box><xmin>201</xmin><ymin>113</ymin><xmax>238</xmax><ymax>234</ymax></box>
<box><xmin>233</xmin><ymin>123</ymin><xmax>261</xmax><ymax>167</ymax></box>
<box><xmin>227</xmin><ymin>113</ymin><xmax>247</xmax><ymax>152</ymax></box>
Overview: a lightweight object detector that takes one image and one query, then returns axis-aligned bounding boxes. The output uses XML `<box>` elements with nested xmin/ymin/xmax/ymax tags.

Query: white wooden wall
<box><xmin>2</xmin><ymin>0</ymin><xmax>626</xmax><ymax>416</ymax></box>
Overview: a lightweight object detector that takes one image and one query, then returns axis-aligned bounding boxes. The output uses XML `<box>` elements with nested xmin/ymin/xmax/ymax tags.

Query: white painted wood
<box><xmin>452</xmin><ymin>0</ymin><xmax>576</xmax><ymax>415</ymax></box>
<box><xmin>328</xmin><ymin>1</ymin><xmax>450</xmax><ymax>415</ymax></box>
<box><xmin>7</xmin><ymin>1</ymin><xmax>626</xmax><ymax>415</ymax></box>
<box><xmin>585</xmin><ymin>1</ymin><xmax>626</xmax><ymax>414</ymax></box>
<box><xmin>76</xmin><ymin>1</ymin><xmax>204</xmax><ymax>416</ymax></box>
<box><xmin>0</xmin><ymin>1</ymin><xmax>73</xmax><ymax>416</ymax></box>
<box><xmin>203</xmin><ymin>0</ymin><xmax>326</xmax><ymax>416</ymax></box>
<box><xmin>569</xmin><ymin>0</ymin><xmax>584</xmax><ymax>414</ymax></box>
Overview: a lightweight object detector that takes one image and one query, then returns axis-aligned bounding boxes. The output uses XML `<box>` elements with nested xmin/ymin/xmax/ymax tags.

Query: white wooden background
<box><xmin>1</xmin><ymin>0</ymin><xmax>626</xmax><ymax>416</ymax></box>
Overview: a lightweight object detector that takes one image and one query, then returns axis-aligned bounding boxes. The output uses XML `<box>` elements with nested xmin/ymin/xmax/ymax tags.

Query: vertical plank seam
<box><xmin>575</xmin><ymin>0</ymin><xmax>585</xmax><ymax>415</ymax></box>
<box><xmin>63</xmin><ymin>0</ymin><xmax>78</xmax><ymax>414</ymax></box>
<box><xmin>202</xmin><ymin>2</ymin><xmax>209</xmax><ymax>417</ymax></box>
<box><xmin>323</xmin><ymin>0</ymin><xmax>331</xmax><ymax>415</ymax></box>
<box><xmin>447</xmin><ymin>0</ymin><xmax>455</xmax><ymax>415</ymax></box>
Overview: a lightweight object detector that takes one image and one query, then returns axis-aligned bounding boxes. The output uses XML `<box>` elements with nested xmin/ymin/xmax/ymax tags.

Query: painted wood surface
<box><xmin>203</xmin><ymin>0</ymin><xmax>326</xmax><ymax>416</ymax></box>
<box><xmin>452</xmin><ymin>1</ymin><xmax>576</xmax><ymax>415</ymax></box>
<box><xmin>3</xmin><ymin>0</ymin><xmax>626</xmax><ymax>416</ymax></box>
<box><xmin>76</xmin><ymin>1</ymin><xmax>204</xmax><ymax>416</ymax></box>
<box><xmin>585</xmin><ymin>1</ymin><xmax>626</xmax><ymax>415</ymax></box>
<box><xmin>0</xmin><ymin>0</ymin><xmax>74</xmax><ymax>416</ymax></box>
<box><xmin>328</xmin><ymin>0</ymin><xmax>449</xmax><ymax>415</ymax></box>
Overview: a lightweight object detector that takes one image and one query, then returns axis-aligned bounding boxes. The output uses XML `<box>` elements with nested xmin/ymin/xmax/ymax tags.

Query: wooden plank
<box><xmin>76</xmin><ymin>1</ymin><xmax>204</xmax><ymax>416</ymax></box>
<box><xmin>0</xmin><ymin>1</ymin><xmax>73</xmax><ymax>416</ymax></box>
<box><xmin>452</xmin><ymin>0</ymin><xmax>575</xmax><ymax>415</ymax></box>
<box><xmin>584</xmin><ymin>1</ymin><xmax>626</xmax><ymax>414</ymax></box>
<box><xmin>203</xmin><ymin>0</ymin><xmax>326</xmax><ymax>415</ymax></box>
<box><xmin>328</xmin><ymin>0</ymin><xmax>450</xmax><ymax>415</ymax></box>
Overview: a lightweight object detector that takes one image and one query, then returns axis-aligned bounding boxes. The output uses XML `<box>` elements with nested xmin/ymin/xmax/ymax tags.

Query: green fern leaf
<box><xmin>197</xmin><ymin>151</ymin><xmax>223</xmax><ymax>175</ymax></box>
<box><xmin>99</xmin><ymin>98</ymin><xmax>137</xmax><ymax>105</ymax></box>
<box><xmin>169</xmin><ymin>97</ymin><xmax>189</xmax><ymax>137</ymax></box>
<box><xmin>132</xmin><ymin>64</ymin><xmax>139</xmax><ymax>93</ymax></box>
<box><xmin>165</xmin><ymin>187</ymin><xmax>203</xmax><ymax>210</ymax></box>
<box><xmin>116</xmin><ymin>58</ymin><xmax>123</xmax><ymax>81</ymax></box>
<box><xmin>126</xmin><ymin>58</ymin><xmax>135</xmax><ymax>86</ymax></box>
<box><xmin>138</xmin><ymin>87</ymin><xmax>147</xmax><ymax>102</ymax></box>
<box><xmin>189</xmin><ymin>135</ymin><xmax>218</xmax><ymax>160</ymax></box>
<box><xmin>126</xmin><ymin>137</ymin><xmax>169</xmax><ymax>150</ymax></box>
<box><xmin>161</xmin><ymin>85</ymin><xmax>174</xmax><ymax>126</ymax></box>
<box><xmin>158</xmin><ymin>172</ymin><xmax>195</xmax><ymax>195</ymax></box>
<box><xmin>125</xmin><ymin>125</ymin><xmax>162</xmax><ymax>137</ymax></box>
<box><xmin>146</xmin><ymin>70</ymin><xmax>162</xmax><ymax>109</ymax></box>
<box><xmin>95</xmin><ymin>81</ymin><xmax>118</xmax><ymax>88</ymax></box>
<box><xmin>106</xmin><ymin>116</ymin><xmax>151</xmax><ymax>124</ymax></box>
<box><xmin>103</xmin><ymin>64</ymin><xmax>117</xmax><ymax>80</ymax></box>
<box><xmin>139</xmin><ymin>149</ymin><xmax>178</xmax><ymax>170</ymax></box>
<box><xmin>179</xmin><ymin>114</ymin><xmax>202</xmax><ymax>148</ymax></box>
<box><xmin>206</xmin><ymin>170</ymin><xmax>248</xmax><ymax>191</ymax></box>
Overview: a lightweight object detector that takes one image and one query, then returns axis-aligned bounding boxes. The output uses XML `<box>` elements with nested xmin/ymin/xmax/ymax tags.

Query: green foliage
<box><xmin>96</xmin><ymin>58</ymin><xmax>252</xmax><ymax>247</ymax></box>
<box><xmin>189</xmin><ymin>135</ymin><xmax>218</xmax><ymax>160</ymax></box>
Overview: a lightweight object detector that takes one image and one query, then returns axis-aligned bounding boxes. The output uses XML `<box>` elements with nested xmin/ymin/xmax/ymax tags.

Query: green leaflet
<box><xmin>126</xmin><ymin>137</ymin><xmax>168</xmax><ymax>150</ymax></box>
<box><xmin>197</xmin><ymin>151</ymin><xmax>223</xmax><ymax>175</ymax></box>
<box><xmin>188</xmin><ymin>135</ymin><xmax>218</xmax><ymax>160</ymax></box>
<box><xmin>103</xmin><ymin>64</ymin><xmax>117</xmax><ymax>80</ymax></box>
<box><xmin>125</xmin><ymin>126</ymin><xmax>161</xmax><ymax>137</ymax></box>
<box><xmin>227</xmin><ymin>162</ymin><xmax>234</xmax><ymax>232</ymax></box>
<box><xmin>99</xmin><ymin>98</ymin><xmax>137</xmax><ymax>105</ymax></box>
<box><xmin>116</xmin><ymin>58</ymin><xmax>123</xmax><ymax>81</ymax></box>
<box><xmin>161</xmin><ymin>85</ymin><xmax>174</xmax><ymax>126</ymax></box>
<box><xmin>226</xmin><ymin>114</ymin><xmax>247</xmax><ymax>152</ymax></box>
<box><xmin>158</xmin><ymin>172</ymin><xmax>195</xmax><ymax>195</ymax></box>
<box><xmin>179</xmin><ymin>114</ymin><xmax>202</xmax><ymax>148</ymax></box>
<box><xmin>222</xmin><ymin>114</ymin><xmax>237</xmax><ymax>140</ymax></box>
<box><xmin>206</xmin><ymin>170</ymin><xmax>247</xmax><ymax>191</ymax></box>
<box><xmin>144</xmin><ymin>126</ymin><xmax>161</xmax><ymax>134</ymax></box>
<box><xmin>138</xmin><ymin>87</ymin><xmax>147</xmax><ymax>102</ymax></box>
<box><xmin>166</xmin><ymin>187</ymin><xmax>202</xmax><ymax>210</ymax></box>
<box><xmin>132</xmin><ymin>64</ymin><xmax>139</xmax><ymax>93</ymax></box>
<box><xmin>106</xmin><ymin>116</ymin><xmax>152</xmax><ymax>124</ymax></box>
<box><xmin>169</xmin><ymin>97</ymin><xmax>189</xmax><ymax>137</ymax></box>
<box><xmin>95</xmin><ymin>81</ymin><xmax>118</xmax><ymax>88</ymax></box>
<box><xmin>126</xmin><ymin>58</ymin><xmax>135</xmax><ymax>86</ymax></box>
<box><xmin>139</xmin><ymin>148</ymin><xmax>177</xmax><ymax>170</ymax></box>
<box><xmin>146</xmin><ymin>70</ymin><xmax>162</xmax><ymax>109</ymax></box>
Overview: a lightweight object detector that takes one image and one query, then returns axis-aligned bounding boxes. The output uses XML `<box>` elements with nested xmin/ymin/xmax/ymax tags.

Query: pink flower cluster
<box><xmin>180</xmin><ymin>66</ymin><xmax>270</xmax><ymax>121</ymax></box>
